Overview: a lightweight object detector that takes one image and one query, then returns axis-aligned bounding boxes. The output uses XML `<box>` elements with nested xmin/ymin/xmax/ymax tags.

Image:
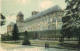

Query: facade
<box><xmin>7</xmin><ymin>5</ymin><xmax>64</xmax><ymax>39</ymax></box>
<box><xmin>7</xmin><ymin>22</ymin><xmax>15</xmax><ymax>36</ymax></box>
<box><xmin>24</xmin><ymin>5</ymin><xmax>64</xmax><ymax>32</ymax></box>
<box><xmin>8</xmin><ymin>5</ymin><xmax>64</xmax><ymax>33</ymax></box>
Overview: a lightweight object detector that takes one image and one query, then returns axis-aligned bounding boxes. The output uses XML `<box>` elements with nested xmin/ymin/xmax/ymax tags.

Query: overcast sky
<box><xmin>0</xmin><ymin>0</ymin><xmax>67</xmax><ymax>34</ymax></box>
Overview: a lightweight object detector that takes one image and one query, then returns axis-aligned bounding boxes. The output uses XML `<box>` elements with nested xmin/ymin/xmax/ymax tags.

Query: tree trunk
<box><xmin>78</xmin><ymin>35</ymin><xmax>80</xmax><ymax>48</ymax></box>
<box><xmin>68</xmin><ymin>37</ymin><xmax>70</xmax><ymax>41</ymax></box>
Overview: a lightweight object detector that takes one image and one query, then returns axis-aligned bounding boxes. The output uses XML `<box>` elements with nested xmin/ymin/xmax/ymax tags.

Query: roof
<box><xmin>17</xmin><ymin>11</ymin><xmax>24</xmax><ymax>16</ymax></box>
<box><xmin>25</xmin><ymin>5</ymin><xmax>63</xmax><ymax>22</ymax></box>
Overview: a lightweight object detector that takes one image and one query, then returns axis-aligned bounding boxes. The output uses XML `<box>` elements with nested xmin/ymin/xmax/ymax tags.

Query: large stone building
<box><xmin>24</xmin><ymin>5</ymin><xmax>64</xmax><ymax>32</ymax></box>
<box><xmin>7</xmin><ymin>5</ymin><xmax>64</xmax><ymax>34</ymax></box>
<box><xmin>7</xmin><ymin>5</ymin><xmax>64</xmax><ymax>39</ymax></box>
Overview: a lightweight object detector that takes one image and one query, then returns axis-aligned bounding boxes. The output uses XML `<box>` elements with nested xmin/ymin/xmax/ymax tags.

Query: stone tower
<box><xmin>16</xmin><ymin>11</ymin><xmax>24</xmax><ymax>32</ymax></box>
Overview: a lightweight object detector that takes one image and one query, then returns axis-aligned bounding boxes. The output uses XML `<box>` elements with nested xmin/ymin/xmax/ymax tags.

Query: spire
<box><xmin>17</xmin><ymin>11</ymin><xmax>24</xmax><ymax>17</ymax></box>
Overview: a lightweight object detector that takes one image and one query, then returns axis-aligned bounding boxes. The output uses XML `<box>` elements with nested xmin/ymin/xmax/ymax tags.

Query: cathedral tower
<box><xmin>16</xmin><ymin>11</ymin><xmax>24</xmax><ymax>32</ymax></box>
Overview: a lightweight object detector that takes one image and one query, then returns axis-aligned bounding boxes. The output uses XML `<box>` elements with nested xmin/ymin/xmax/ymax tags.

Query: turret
<box><xmin>16</xmin><ymin>11</ymin><xmax>24</xmax><ymax>22</ymax></box>
<box><xmin>16</xmin><ymin>11</ymin><xmax>24</xmax><ymax>32</ymax></box>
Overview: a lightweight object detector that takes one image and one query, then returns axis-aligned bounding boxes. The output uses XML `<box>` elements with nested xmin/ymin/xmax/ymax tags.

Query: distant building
<box><xmin>11</xmin><ymin>5</ymin><xmax>64</xmax><ymax>33</ymax></box>
<box><xmin>6</xmin><ymin>5</ymin><xmax>64</xmax><ymax>40</ymax></box>
<box><xmin>24</xmin><ymin>5</ymin><xmax>64</xmax><ymax>32</ymax></box>
<box><xmin>7</xmin><ymin>22</ymin><xmax>15</xmax><ymax>36</ymax></box>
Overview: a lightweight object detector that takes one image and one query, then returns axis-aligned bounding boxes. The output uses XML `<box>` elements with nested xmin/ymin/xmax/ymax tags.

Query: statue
<box><xmin>22</xmin><ymin>31</ymin><xmax>31</xmax><ymax>45</ymax></box>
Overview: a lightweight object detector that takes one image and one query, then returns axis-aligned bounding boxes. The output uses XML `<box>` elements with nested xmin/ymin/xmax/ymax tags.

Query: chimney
<box><xmin>32</xmin><ymin>11</ymin><xmax>39</xmax><ymax>16</ymax></box>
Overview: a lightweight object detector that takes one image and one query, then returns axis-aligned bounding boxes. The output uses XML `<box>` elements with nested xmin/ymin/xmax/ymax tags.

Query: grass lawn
<box><xmin>1</xmin><ymin>43</ymin><xmax>21</xmax><ymax>48</ymax></box>
<box><xmin>1</xmin><ymin>40</ymin><xmax>59</xmax><ymax>48</ymax></box>
<box><xmin>1</xmin><ymin>40</ymin><xmax>78</xmax><ymax>49</ymax></box>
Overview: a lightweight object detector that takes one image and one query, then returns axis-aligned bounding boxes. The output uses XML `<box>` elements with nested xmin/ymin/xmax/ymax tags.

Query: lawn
<box><xmin>1</xmin><ymin>40</ymin><xmax>59</xmax><ymax>48</ymax></box>
<box><xmin>1</xmin><ymin>40</ymin><xmax>78</xmax><ymax>49</ymax></box>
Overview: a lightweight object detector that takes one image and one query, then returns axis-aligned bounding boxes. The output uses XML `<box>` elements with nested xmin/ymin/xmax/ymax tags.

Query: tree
<box><xmin>22</xmin><ymin>31</ymin><xmax>31</xmax><ymax>45</ymax></box>
<box><xmin>61</xmin><ymin>0</ymin><xmax>80</xmax><ymax>47</ymax></box>
<box><xmin>0</xmin><ymin>13</ymin><xmax>5</xmax><ymax>26</ymax></box>
<box><xmin>12</xmin><ymin>24</ymin><xmax>19</xmax><ymax>42</ymax></box>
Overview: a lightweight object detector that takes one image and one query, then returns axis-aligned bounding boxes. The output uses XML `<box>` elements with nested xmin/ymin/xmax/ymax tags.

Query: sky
<box><xmin>0</xmin><ymin>0</ymin><xmax>67</xmax><ymax>34</ymax></box>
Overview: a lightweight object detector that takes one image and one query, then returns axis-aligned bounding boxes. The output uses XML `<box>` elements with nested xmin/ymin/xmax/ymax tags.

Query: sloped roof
<box><xmin>25</xmin><ymin>5</ymin><xmax>62</xmax><ymax>22</ymax></box>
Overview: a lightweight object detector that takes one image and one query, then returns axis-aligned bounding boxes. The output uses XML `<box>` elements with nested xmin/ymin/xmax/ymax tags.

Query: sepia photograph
<box><xmin>0</xmin><ymin>0</ymin><xmax>80</xmax><ymax>51</ymax></box>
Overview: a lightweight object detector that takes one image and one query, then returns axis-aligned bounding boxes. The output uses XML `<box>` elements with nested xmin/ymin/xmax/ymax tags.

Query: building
<box><xmin>7</xmin><ymin>22</ymin><xmax>15</xmax><ymax>36</ymax></box>
<box><xmin>7</xmin><ymin>5</ymin><xmax>64</xmax><ymax>39</ymax></box>
<box><xmin>24</xmin><ymin>5</ymin><xmax>64</xmax><ymax>32</ymax></box>
<box><xmin>8</xmin><ymin>5</ymin><xmax>64</xmax><ymax>33</ymax></box>
<box><xmin>16</xmin><ymin>11</ymin><xmax>25</xmax><ymax>32</ymax></box>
